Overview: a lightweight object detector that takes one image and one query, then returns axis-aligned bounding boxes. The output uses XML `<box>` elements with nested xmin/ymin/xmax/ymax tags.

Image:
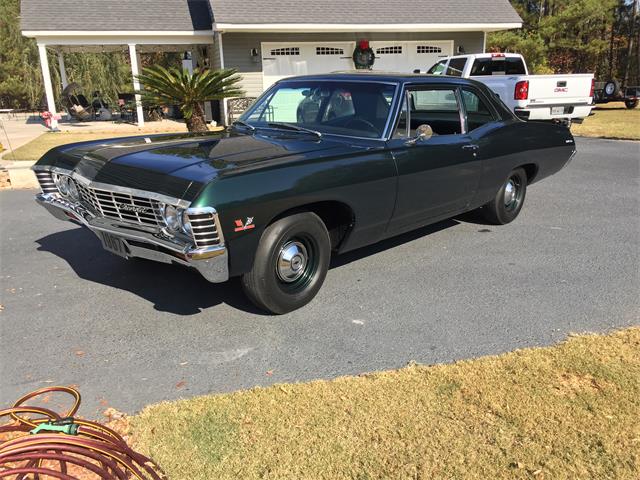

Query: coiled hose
<box><xmin>0</xmin><ymin>386</ymin><xmax>165</xmax><ymax>479</ymax></box>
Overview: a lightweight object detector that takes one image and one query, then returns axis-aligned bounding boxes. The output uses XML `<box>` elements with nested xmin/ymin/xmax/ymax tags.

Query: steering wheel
<box><xmin>344</xmin><ymin>117</ymin><xmax>379</xmax><ymax>135</ymax></box>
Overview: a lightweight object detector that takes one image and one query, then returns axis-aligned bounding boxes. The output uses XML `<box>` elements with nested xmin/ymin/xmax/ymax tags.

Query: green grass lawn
<box><xmin>131</xmin><ymin>327</ymin><xmax>640</xmax><ymax>479</ymax></box>
<box><xmin>571</xmin><ymin>102</ymin><xmax>640</xmax><ymax>140</ymax></box>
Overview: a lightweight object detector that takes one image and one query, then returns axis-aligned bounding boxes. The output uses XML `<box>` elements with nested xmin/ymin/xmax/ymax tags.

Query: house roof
<box><xmin>20</xmin><ymin>0</ymin><xmax>213</xmax><ymax>31</ymax></box>
<box><xmin>21</xmin><ymin>0</ymin><xmax>521</xmax><ymax>33</ymax></box>
<box><xmin>209</xmin><ymin>0</ymin><xmax>522</xmax><ymax>26</ymax></box>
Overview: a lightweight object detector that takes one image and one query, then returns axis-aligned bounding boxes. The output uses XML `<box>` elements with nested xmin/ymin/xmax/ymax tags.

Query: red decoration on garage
<box><xmin>353</xmin><ymin>39</ymin><xmax>375</xmax><ymax>70</ymax></box>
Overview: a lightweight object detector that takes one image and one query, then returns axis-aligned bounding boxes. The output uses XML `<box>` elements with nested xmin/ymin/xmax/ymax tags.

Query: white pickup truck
<box><xmin>426</xmin><ymin>53</ymin><xmax>595</xmax><ymax>125</ymax></box>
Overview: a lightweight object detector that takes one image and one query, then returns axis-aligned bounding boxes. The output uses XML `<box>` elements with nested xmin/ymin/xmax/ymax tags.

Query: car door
<box><xmin>386</xmin><ymin>85</ymin><xmax>481</xmax><ymax>231</ymax></box>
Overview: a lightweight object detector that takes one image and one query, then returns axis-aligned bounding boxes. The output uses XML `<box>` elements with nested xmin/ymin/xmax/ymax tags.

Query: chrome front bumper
<box><xmin>35</xmin><ymin>193</ymin><xmax>229</xmax><ymax>283</ymax></box>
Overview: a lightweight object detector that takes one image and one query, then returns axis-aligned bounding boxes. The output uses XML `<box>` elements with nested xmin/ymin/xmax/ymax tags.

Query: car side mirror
<box><xmin>406</xmin><ymin>124</ymin><xmax>433</xmax><ymax>145</ymax></box>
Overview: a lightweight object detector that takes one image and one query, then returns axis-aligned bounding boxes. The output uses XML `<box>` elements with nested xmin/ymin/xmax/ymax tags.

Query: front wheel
<box><xmin>625</xmin><ymin>99</ymin><xmax>638</xmax><ymax>109</ymax></box>
<box><xmin>242</xmin><ymin>212</ymin><xmax>331</xmax><ymax>314</ymax></box>
<box><xmin>477</xmin><ymin>168</ymin><xmax>528</xmax><ymax>225</ymax></box>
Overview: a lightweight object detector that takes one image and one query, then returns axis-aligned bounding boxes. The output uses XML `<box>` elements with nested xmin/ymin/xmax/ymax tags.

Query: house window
<box><xmin>270</xmin><ymin>47</ymin><xmax>300</xmax><ymax>56</ymax></box>
<box><xmin>416</xmin><ymin>45</ymin><xmax>442</xmax><ymax>54</ymax></box>
<box><xmin>376</xmin><ymin>46</ymin><xmax>402</xmax><ymax>55</ymax></box>
<box><xmin>316</xmin><ymin>47</ymin><xmax>344</xmax><ymax>55</ymax></box>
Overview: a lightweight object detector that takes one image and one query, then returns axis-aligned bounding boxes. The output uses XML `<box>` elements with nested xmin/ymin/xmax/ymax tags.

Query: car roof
<box><xmin>278</xmin><ymin>71</ymin><xmax>473</xmax><ymax>85</ymax></box>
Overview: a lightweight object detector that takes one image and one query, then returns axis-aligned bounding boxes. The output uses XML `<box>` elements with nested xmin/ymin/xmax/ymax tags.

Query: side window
<box><xmin>393</xmin><ymin>88</ymin><xmax>462</xmax><ymax>138</ymax></box>
<box><xmin>461</xmin><ymin>89</ymin><xmax>495</xmax><ymax>131</ymax></box>
<box><xmin>427</xmin><ymin>60</ymin><xmax>447</xmax><ymax>75</ymax></box>
<box><xmin>446</xmin><ymin>58</ymin><xmax>467</xmax><ymax>77</ymax></box>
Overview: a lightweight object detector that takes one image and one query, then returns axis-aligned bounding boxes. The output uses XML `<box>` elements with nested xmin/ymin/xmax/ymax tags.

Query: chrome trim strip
<box><xmin>32</xmin><ymin>166</ymin><xmax>191</xmax><ymax>208</ymax></box>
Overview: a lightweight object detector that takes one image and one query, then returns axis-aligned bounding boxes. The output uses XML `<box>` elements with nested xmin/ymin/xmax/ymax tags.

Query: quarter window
<box><xmin>394</xmin><ymin>88</ymin><xmax>462</xmax><ymax>138</ymax></box>
<box><xmin>462</xmin><ymin>89</ymin><xmax>495</xmax><ymax>131</ymax></box>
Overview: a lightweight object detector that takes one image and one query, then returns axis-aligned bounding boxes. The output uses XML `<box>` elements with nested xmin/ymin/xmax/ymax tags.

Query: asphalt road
<box><xmin>1</xmin><ymin>137</ymin><xmax>638</xmax><ymax>417</ymax></box>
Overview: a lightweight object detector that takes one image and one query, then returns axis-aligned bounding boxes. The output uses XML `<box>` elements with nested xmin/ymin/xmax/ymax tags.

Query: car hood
<box><xmin>36</xmin><ymin>130</ymin><xmax>356</xmax><ymax>202</ymax></box>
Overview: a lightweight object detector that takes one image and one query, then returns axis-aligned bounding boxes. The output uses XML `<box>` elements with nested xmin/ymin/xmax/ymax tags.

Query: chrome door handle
<box><xmin>462</xmin><ymin>144</ymin><xmax>479</xmax><ymax>151</ymax></box>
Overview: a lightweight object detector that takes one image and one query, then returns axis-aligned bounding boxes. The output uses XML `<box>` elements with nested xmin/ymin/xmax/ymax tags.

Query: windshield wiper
<box><xmin>267</xmin><ymin>122</ymin><xmax>322</xmax><ymax>137</ymax></box>
<box><xmin>231</xmin><ymin>120</ymin><xmax>256</xmax><ymax>132</ymax></box>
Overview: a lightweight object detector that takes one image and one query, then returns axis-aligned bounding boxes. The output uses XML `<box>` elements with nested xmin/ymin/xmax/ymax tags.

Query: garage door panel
<box><xmin>262</xmin><ymin>42</ymin><xmax>354</xmax><ymax>90</ymax></box>
<box><xmin>371</xmin><ymin>40</ymin><xmax>453</xmax><ymax>73</ymax></box>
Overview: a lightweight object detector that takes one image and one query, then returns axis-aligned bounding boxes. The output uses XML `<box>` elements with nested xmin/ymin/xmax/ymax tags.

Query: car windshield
<box><xmin>239</xmin><ymin>81</ymin><xmax>397</xmax><ymax>139</ymax></box>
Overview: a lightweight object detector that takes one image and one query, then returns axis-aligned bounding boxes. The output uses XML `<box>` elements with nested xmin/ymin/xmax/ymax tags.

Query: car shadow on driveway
<box><xmin>36</xmin><ymin>219</ymin><xmax>461</xmax><ymax>316</ymax></box>
<box><xmin>35</xmin><ymin>227</ymin><xmax>262</xmax><ymax>316</ymax></box>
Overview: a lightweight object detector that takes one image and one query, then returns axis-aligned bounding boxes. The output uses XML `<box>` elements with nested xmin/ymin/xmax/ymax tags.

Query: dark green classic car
<box><xmin>33</xmin><ymin>73</ymin><xmax>576</xmax><ymax>314</ymax></box>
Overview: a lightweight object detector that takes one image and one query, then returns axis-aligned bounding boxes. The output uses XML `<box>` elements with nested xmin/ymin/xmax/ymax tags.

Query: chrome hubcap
<box><xmin>276</xmin><ymin>240</ymin><xmax>308</xmax><ymax>283</ymax></box>
<box><xmin>504</xmin><ymin>180</ymin><xmax>517</xmax><ymax>207</ymax></box>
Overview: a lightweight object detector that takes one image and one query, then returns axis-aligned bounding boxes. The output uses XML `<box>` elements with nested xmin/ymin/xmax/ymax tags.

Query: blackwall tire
<box><xmin>242</xmin><ymin>212</ymin><xmax>331</xmax><ymax>314</ymax></box>
<box><xmin>625</xmin><ymin>99</ymin><xmax>638</xmax><ymax>109</ymax></box>
<box><xmin>478</xmin><ymin>168</ymin><xmax>528</xmax><ymax>225</ymax></box>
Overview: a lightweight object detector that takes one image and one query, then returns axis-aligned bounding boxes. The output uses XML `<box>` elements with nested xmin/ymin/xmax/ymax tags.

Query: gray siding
<box><xmin>222</xmin><ymin>32</ymin><xmax>484</xmax><ymax>96</ymax></box>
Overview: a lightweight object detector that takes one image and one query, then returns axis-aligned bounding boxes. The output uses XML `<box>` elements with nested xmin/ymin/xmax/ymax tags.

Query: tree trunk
<box><xmin>185</xmin><ymin>102</ymin><xmax>208</xmax><ymax>132</ymax></box>
<box><xmin>623</xmin><ymin>0</ymin><xmax>638</xmax><ymax>87</ymax></box>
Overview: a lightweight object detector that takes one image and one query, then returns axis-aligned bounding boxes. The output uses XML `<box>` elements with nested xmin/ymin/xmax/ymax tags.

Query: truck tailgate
<box><xmin>527</xmin><ymin>74</ymin><xmax>593</xmax><ymax>105</ymax></box>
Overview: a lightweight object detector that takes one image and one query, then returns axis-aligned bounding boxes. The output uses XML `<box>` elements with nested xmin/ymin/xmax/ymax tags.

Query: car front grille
<box><xmin>186</xmin><ymin>211</ymin><xmax>222</xmax><ymax>248</ymax></box>
<box><xmin>76</xmin><ymin>182</ymin><xmax>163</xmax><ymax>228</ymax></box>
<box><xmin>35</xmin><ymin>171</ymin><xmax>58</xmax><ymax>194</ymax></box>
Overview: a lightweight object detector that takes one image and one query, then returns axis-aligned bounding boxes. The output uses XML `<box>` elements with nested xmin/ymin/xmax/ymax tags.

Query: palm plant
<box><xmin>136</xmin><ymin>66</ymin><xmax>244</xmax><ymax>132</ymax></box>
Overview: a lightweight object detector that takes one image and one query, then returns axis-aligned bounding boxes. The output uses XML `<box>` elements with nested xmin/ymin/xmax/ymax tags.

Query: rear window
<box><xmin>470</xmin><ymin>57</ymin><xmax>526</xmax><ymax>76</ymax></box>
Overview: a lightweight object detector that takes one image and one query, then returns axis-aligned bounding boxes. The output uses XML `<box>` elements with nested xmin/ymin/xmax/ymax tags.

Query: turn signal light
<box><xmin>514</xmin><ymin>80</ymin><xmax>529</xmax><ymax>100</ymax></box>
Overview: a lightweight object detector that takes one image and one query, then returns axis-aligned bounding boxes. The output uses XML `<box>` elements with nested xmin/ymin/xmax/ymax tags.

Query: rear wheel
<box><xmin>242</xmin><ymin>212</ymin><xmax>330</xmax><ymax>314</ymax></box>
<box><xmin>625</xmin><ymin>99</ymin><xmax>638</xmax><ymax>109</ymax></box>
<box><xmin>477</xmin><ymin>168</ymin><xmax>528</xmax><ymax>225</ymax></box>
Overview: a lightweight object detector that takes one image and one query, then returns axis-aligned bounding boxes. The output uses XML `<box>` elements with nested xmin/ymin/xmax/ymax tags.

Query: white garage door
<box><xmin>370</xmin><ymin>41</ymin><xmax>453</xmax><ymax>73</ymax></box>
<box><xmin>261</xmin><ymin>40</ymin><xmax>454</xmax><ymax>90</ymax></box>
<box><xmin>262</xmin><ymin>42</ymin><xmax>355</xmax><ymax>90</ymax></box>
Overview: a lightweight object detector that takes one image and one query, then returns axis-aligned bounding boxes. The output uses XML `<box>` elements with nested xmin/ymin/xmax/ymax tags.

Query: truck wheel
<box><xmin>625</xmin><ymin>99</ymin><xmax>638</xmax><ymax>109</ymax></box>
<box><xmin>242</xmin><ymin>212</ymin><xmax>331</xmax><ymax>314</ymax></box>
<box><xmin>478</xmin><ymin>168</ymin><xmax>527</xmax><ymax>225</ymax></box>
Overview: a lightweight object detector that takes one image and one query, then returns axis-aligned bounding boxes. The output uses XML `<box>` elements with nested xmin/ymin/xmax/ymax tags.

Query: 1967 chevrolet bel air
<box><xmin>33</xmin><ymin>73</ymin><xmax>576</xmax><ymax>314</ymax></box>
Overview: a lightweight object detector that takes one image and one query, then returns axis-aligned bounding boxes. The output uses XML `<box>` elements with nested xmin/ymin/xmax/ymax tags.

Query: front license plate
<box><xmin>98</xmin><ymin>231</ymin><xmax>128</xmax><ymax>258</ymax></box>
<box><xmin>551</xmin><ymin>106</ymin><xmax>565</xmax><ymax>115</ymax></box>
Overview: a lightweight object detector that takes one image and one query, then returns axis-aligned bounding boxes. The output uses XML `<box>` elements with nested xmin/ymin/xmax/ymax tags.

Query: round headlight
<box><xmin>67</xmin><ymin>178</ymin><xmax>79</xmax><ymax>201</ymax></box>
<box><xmin>163</xmin><ymin>204</ymin><xmax>181</xmax><ymax>232</ymax></box>
<box><xmin>53</xmin><ymin>173</ymin><xmax>69</xmax><ymax>196</ymax></box>
<box><xmin>181</xmin><ymin>210</ymin><xmax>192</xmax><ymax>235</ymax></box>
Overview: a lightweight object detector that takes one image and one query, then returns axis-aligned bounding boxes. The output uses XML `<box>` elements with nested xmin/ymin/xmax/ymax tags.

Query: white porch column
<box><xmin>57</xmin><ymin>51</ymin><xmax>68</xmax><ymax>89</ymax></box>
<box><xmin>128</xmin><ymin>43</ymin><xmax>145</xmax><ymax>128</ymax></box>
<box><xmin>216</xmin><ymin>32</ymin><xmax>228</xmax><ymax>125</ymax></box>
<box><xmin>37</xmin><ymin>44</ymin><xmax>58</xmax><ymax>130</ymax></box>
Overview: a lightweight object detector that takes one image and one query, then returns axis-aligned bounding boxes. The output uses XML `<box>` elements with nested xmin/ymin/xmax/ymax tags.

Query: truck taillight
<box><xmin>514</xmin><ymin>80</ymin><xmax>529</xmax><ymax>100</ymax></box>
<box><xmin>589</xmin><ymin>78</ymin><xmax>595</xmax><ymax>98</ymax></box>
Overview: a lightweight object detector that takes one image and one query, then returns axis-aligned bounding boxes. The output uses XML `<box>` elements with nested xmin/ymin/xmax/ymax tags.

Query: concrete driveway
<box><xmin>0</xmin><ymin>137</ymin><xmax>638</xmax><ymax>417</ymax></box>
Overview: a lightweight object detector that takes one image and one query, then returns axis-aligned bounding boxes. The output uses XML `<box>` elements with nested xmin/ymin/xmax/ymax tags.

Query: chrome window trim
<box><xmin>32</xmin><ymin>165</ymin><xmax>191</xmax><ymax>209</ymax></box>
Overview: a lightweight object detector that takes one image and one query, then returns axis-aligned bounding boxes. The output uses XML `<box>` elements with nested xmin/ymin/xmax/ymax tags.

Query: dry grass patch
<box><xmin>131</xmin><ymin>328</ymin><xmax>640</xmax><ymax>479</ymax></box>
<box><xmin>571</xmin><ymin>102</ymin><xmax>640</xmax><ymax>140</ymax></box>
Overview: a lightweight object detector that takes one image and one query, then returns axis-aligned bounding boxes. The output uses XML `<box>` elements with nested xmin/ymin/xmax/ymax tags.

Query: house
<box><xmin>21</xmin><ymin>0</ymin><xmax>522</xmax><ymax>129</ymax></box>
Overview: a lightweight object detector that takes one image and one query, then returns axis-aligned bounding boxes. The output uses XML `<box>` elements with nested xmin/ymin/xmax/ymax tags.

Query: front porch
<box><xmin>27</xmin><ymin>31</ymin><xmax>218</xmax><ymax>130</ymax></box>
